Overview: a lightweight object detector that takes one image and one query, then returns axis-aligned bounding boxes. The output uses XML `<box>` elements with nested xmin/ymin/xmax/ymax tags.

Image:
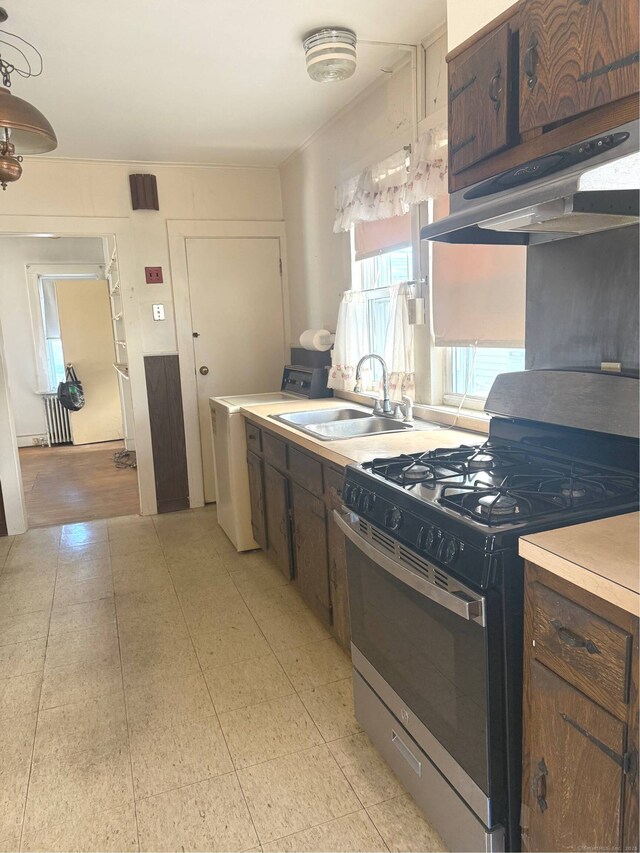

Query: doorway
<box><xmin>0</xmin><ymin>235</ymin><xmax>140</xmax><ymax>528</ymax></box>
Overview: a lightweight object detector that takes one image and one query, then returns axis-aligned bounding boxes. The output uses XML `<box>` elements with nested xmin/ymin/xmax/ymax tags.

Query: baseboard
<box><xmin>17</xmin><ymin>434</ymin><xmax>48</xmax><ymax>448</ymax></box>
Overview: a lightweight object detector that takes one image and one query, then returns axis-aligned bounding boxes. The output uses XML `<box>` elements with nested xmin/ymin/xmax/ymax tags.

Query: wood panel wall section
<box><xmin>144</xmin><ymin>355</ymin><xmax>190</xmax><ymax>513</ymax></box>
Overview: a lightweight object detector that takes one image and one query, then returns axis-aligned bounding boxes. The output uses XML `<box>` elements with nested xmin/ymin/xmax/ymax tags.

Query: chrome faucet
<box><xmin>354</xmin><ymin>353</ymin><xmax>392</xmax><ymax>414</ymax></box>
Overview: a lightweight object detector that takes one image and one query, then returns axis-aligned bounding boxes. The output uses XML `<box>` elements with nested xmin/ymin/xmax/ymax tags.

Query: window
<box><xmin>444</xmin><ymin>346</ymin><xmax>526</xmax><ymax>408</ymax></box>
<box><xmin>350</xmin><ymin>215</ymin><xmax>413</xmax><ymax>390</ymax></box>
<box><xmin>352</xmin><ymin>247</ymin><xmax>413</xmax><ymax>388</ymax></box>
<box><xmin>38</xmin><ymin>278</ymin><xmax>66</xmax><ymax>392</ymax></box>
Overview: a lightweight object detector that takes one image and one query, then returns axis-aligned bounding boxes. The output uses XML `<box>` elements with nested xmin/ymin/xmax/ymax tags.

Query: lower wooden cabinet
<box><xmin>522</xmin><ymin>562</ymin><xmax>639</xmax><ymax>852</ymax></box>
<box><xmin>291</xmin><ymin>481</ymin><xmax>331</xmax><ymax>623</ymax></box>
<box><xmin>246</xmin><ymin>451</ymin><xmax>266</xmax><ymax>551</ymax></box>
<box><xmin>264</xmin><ymin>463</ymin><xmax>293</xmax><ymax>580</ymax></box>
<box><xmin>245</xmin><ymin>419</ymin><xmax>351</xmax><ymax>650</ymax></box>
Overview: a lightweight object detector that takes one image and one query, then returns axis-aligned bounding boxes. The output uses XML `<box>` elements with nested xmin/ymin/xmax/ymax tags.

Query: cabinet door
<box><xmin>325</xmin><ymin>468</ymin><xmax>351</xmax><ymax>650</ymax></box>
<box><xmin>520</xmin><ymin>0</ymin><xmax>640</xmax><ymax>133</ymax></box>
<box><xmin>449</xmin><ymin>22</ymin><xmax>512</xmax><ymax>175</ymax></box>
<box><xmin>246</xmin><ymin>451</ymin><xmax>267</xmax><ymax>551</ymax></box>
<box><xmin>291</xmin><ymin>482</ymin><xmax>331</xmax><ymax>626</ymax></box>
<box><xmin>522</xmin><ymin>660</ymin><xmax>627</xmax><ymax>852</ymax></box>
<box><xmin>264</xmin><ymin>463</ymin><xmax>293</xmax><ymax>580</ymax></box>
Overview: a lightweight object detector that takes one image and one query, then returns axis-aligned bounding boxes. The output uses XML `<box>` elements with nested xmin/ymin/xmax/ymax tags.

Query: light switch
<box><xmin>152</xmin><ymin>303</ymin><xmax>165</xmax><ymax>321</ymax></box>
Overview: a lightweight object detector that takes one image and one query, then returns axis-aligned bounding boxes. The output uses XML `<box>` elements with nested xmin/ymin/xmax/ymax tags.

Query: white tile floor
<box><xmin>0</xmin><ymin>507</ymin><xmax>447</xmax><ymax>852</ymax></box>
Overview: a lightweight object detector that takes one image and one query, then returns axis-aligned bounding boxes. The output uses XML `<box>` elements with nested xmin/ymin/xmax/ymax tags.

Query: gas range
<box><xmin>343</xmin><ymin>433</ymin><xmax>639</xmax><ymax>587</ymax></box>
<box><xmin>340</xmin><ymin>370</ymin><xmax>639</xmax><ymax>853</ymax></box>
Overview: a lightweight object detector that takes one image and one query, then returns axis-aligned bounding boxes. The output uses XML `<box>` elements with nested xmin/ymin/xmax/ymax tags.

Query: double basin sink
<box><xmin>270</xmin><ymin>407</ymin><xmax>417</xmax><ymax>441</ymax></box>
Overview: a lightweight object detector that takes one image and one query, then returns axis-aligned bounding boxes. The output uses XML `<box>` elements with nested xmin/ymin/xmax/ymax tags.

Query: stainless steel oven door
<box><xmin>334</xmin><ymin>508</ymin><xmax>493</xmax><ymax>825</ymax></box>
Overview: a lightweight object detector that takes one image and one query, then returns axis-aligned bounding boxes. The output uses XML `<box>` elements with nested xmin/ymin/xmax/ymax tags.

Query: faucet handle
<box><xmin>373</xmin><ymin>398</ymin><xmax>383</xmax><ymax>414</ymax></box>
<box><xmin>402</xmin><ymin>395</ymin><xmax>414</xmax><ymax>423</ymax></box>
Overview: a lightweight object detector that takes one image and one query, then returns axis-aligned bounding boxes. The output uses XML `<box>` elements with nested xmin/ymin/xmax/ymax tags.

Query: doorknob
<box><xmin>199</xmin><ymin>366</ymin><xmax>209</xmax><ymax>375</ymax></box>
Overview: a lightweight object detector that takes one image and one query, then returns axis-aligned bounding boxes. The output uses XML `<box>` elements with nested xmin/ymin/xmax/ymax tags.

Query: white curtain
<box><xmin>333</xmin><ymin>124</ymin><xmax>448</xmax><ymax>232</ymax></box>
<box><xmin>327</xmin><ymin>291</ymin><xmax>368</xmax><ymax>391</ymax></box>
<box><xmin>385</xmin><ymin>282</ymin><xmax>415</xmax><ymax>400</ymax></box>
<box><xmin>405</xmin><ymin>124</ymin><xmax>448</xmax><ymax>206</ymax></box>
<box><xmin>328</xmin><ymin>284</ymin><xmax>415</xmax><ymax>402</ymax></box>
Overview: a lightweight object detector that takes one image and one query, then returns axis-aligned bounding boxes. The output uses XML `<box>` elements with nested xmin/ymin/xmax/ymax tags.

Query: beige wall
<box><xmin>279</xmin><ymin>63</ymin><xmax>415</xmax><ymax>342</ymax></box>
<box><xmin>446</xmin><ymin>0</ymin><xmax>514</xmax><ymax>50</ymax></box>
<box><xmin>1</xmin><ymin>160</ymin><xmax>282</xmax><ymax>355</ymax></box>
<box><xmin>0</xmin><ymin>159</ymin><xmax>283</xmax><ymax>532</ymax></box>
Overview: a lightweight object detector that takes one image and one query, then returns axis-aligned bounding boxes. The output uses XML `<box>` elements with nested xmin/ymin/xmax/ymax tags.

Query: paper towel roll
<box><xmin>299</xmin><ymin>329</ymin><xmax>334</xmax><ymax>351</ymax></box>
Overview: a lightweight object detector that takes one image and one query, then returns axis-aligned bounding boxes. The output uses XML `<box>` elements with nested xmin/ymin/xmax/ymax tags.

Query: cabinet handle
<box><xmin>489</xmin><ymin>62</ymin><xmax>502</xmax><ymax>111</ymax></box>
<box><xmin>550</xmin><ymin>620</ymin><xmax>600</xmax><ymax>654</ymax></box>
<box><xmin>524</xmin><ymin>33</ymin><xmax>538</xmax><ymax>89</ymax></box>
<box><xmin>450</xmin><ymin>134</ymin><xmax>476</xmax><ymax>156</ymax></box>
<box><xmin>531</xmin><ymin>757</ymin><xmax>548</xmax><ymax>813</ymax></box>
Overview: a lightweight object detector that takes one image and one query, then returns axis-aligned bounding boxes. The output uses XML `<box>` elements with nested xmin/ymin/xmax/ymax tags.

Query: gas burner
<box><xmin>401</xmin><ymin>462</ymin><xmax>434</xmax><ymax>482</ymax></box>
<box><xmin>478</xmin><ymin>493</ymin><xmax>520</xmax><ymax>516</ymax></box>
<box><xmin>560</xmin><ymin>481</ymin><xmax>588</xmax><ymax>499</ymax></box>
<box><xmin>469</xmin><ymin>453</ymin><xmax>496</xmax><ymax>471</ymax></box>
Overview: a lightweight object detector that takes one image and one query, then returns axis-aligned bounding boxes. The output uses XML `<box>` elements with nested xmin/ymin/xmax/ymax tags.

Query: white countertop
<box><xmin>520</xmin><ymin>512</ymin><xmax>640</xmax><ymax>616</ymax></box>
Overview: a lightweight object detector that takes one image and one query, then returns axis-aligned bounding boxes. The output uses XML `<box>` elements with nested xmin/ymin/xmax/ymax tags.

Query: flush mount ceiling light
<box><xmin>303</xmin><ymin>27</ymin><xmax>357</xmax><ymax>83</ymax></box>
<box><xmin>0</xmin><ymin>7</ymin><xmax>56</xmax><ymax>190</ymax></box>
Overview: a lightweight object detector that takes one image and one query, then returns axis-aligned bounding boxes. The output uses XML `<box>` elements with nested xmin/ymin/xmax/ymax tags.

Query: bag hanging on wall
<box><xmin>57</xmin><ymin>365</ymin><xmax>85</xmax><ymax>412</ymax></box>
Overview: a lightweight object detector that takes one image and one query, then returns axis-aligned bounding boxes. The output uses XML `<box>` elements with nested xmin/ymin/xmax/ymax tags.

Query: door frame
<box><xmin>0</xmin><ymin>215</ymin><xmax>156</xmax><ymax>533</ymax></box>
<box><xmin>167</xmin><ymin>219</ymin><xmax>290</xmax><ymax>509</ymax></box>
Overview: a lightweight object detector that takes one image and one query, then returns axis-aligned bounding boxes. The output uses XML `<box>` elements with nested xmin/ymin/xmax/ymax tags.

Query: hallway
<box><xmin>19</xmin><ymin>442</ymin><xmax>139</xmax><ymax>528</ymax></box>
<box><xmin>0</xmin><ymin>507</ymin><xmax>445</xmax><ymax>852</ymax></box>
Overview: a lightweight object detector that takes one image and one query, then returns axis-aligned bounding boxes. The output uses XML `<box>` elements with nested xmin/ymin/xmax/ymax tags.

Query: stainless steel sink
<box><xmin>270</xmin><ymin>408</ymin><xmax>416</xmax><ymax>441</ymax></box>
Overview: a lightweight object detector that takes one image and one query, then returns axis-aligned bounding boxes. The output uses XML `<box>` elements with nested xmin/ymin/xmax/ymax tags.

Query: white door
<box><xmin>186</xmin><ymin>237</ymin><xmax>286</xmax><ymax>502</ymax></box>
<box><xmin>56</xmin><ymin>279</ymin><xmax>124</xmax><ymax>445</ymax></box>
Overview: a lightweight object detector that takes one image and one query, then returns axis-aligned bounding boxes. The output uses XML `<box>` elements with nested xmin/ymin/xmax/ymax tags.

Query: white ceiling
<box><xmin>3</xmin><ymin>0</ymin><xmax>446</xmax><ymax>166</ymax></box>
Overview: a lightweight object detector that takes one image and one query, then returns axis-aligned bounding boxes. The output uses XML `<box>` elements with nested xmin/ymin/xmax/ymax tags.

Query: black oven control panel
<box><xmin>342</xmin><ymin>479</ymin><xmax>499</xmax><ymax>590</ymax></box>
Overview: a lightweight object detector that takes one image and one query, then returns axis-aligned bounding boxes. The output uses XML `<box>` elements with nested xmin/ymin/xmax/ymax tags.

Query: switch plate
<box><xmin>152</xmin><ymin>303</ymin><xmax>165</xmax><ymax>321</ymax></box>
<box><xmin>145</xmin><ymin>266</ymin><xmax>163</xmax><ymax>284</ymax></box>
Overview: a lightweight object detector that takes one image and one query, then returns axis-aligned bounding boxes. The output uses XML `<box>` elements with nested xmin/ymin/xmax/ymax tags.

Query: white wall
<box><xmin>279</xmin><ymin>63</ymin><xmax>415</xmax><ymax>341</ymax></box>
<box><xmin>0</xmin><ymin>236</ymin><xmax>105</xmax><ymax>444</ymax></box>
<box><xmin>446</xmin><ymin>0</ymin><xmax>514</xmax><ymax>50</ymax></box>
<box><xmin>0</xmin><ymin>159</ymin><xmax>283</xmax><ymax>532</ymax></box>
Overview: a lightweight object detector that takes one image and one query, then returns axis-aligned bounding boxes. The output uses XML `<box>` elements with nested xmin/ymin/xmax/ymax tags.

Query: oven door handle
<box><xmin>333</xmin><ymin>510</ymin><xmax>485</xmax><ymax>624</ymax></box>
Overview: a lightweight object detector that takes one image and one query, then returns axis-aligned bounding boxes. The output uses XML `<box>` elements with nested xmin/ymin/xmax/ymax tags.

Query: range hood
<box><xmin>421</xmin><ymin>120</ymin><xmax>640</xmax><ymax>245</ymax></box>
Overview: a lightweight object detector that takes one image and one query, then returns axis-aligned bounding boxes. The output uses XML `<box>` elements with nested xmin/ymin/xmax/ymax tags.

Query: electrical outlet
<box><xmin>32</xmin><ymin>436</ymin><xmax>48</xmax><ymax>446</ymax></box>
<box><xmin>145</xmin><ymin>266</ymin><xmax>163</xmax><ymax>284</ymax></box>
<box><xmin>152</xmin><ymin>303</ymin><xmax>165</xmax><ymax>321</ymax></box>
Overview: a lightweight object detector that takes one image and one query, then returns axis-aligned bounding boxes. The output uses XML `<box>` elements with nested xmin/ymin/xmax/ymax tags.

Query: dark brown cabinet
<box><xmin>519</xmin><ymin>0</ymin><xmax>640</xmax><ymax>134</ymax></box>
<box><xmin>246</xmin><ymin>451</ymin><xmax>267</xmax><ymax>551</ymax></box>
<box><xmin>446</xmin><ymin>0</ymin><xmax>640</xmax><ymax>193</ymax></box>
<box><xmin>522</xmin><ymin>562</ymin><xmax>639</xmax><ymax>852</ymax></box>
<box><xmin>264</xmin><ymin>463</ymin><xmax>293</xmax><ymax>580</ymax></box>
<box><xmin>449</xmin><ymin>22</ymin><xmax>513</xmax><ymax>175</ymax></box>
<box><xmin>325</xmin><ymin>466</ymin><xmax>351</xmax><ymax>650</ymax></box>
<box><xmin>245</xmin><ymin>419</ymin><xmax>351</xmax><ymax>650</ymax></box>
<box><xmin>291</xmin><ymin>482</ymin><xmax>331</xmax><ymax>623</ymax></box>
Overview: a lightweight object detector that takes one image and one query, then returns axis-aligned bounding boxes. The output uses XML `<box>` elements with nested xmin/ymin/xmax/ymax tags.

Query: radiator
<box><xmin>43</xmin><ymin>394</ymin><xmax>72</xmax><ymax>446</ymax></box>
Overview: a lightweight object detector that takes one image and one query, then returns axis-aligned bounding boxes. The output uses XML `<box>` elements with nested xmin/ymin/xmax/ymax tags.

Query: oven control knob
<box><xmin>361</xmin><ymin>492</ymin><xmax>376</xmax><ymax>512</ymax></box>
<box><xmin>342</xmin><ymin>484</ymin><xmax>353</xmax><ymax>505</ymax></box>
<box><xmin>425</xmin><ymin>527</ymin><xmax>437</xmax><ymax>550</ymax></box>
<box><xmin>385</xmin><ymin>507</ymin><xmax>403</xmax><ymax>530</ymax></box>
<box><xmin>444</xmin><ymin>538</ymin><xmax>459</xmax><ymax>564</ymax></box>
<box><xmin>417</xmin><ymin>526</ymin><xmax>430</xmax><ymax>551</ymax></box>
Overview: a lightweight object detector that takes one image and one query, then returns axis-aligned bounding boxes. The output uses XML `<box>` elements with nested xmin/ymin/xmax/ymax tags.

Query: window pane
<box><xmin>449</xmin><ymin>347</ymin><xmax>525</xmax><ymax>398</ymax></box>
<box><xmin>354</xmin><ymin>246</ymin><xmax>412</xmax><ymax>291</ymax></box>
<box><xmin>46</xmin><ymin>338</ymin><xmax>66</xmax><ymax>391</ymax></box>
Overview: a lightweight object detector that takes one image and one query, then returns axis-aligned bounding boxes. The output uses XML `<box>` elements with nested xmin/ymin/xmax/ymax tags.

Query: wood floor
<box><xmin>19</xmin><ymin>440</ymin><xmax>139</xmax><ymax>528</ymax></box>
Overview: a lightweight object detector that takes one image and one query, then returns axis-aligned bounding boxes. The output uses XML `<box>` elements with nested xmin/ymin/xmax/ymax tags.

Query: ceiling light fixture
<box><xmin>303</xmin><ymin>28</ymin><xmax>357</xmax><ymax>83</ymax></box>
<box><xmin>0</xmin><ymin>7</ymin><xmax>56</xmax><ymax>190</ymax></box>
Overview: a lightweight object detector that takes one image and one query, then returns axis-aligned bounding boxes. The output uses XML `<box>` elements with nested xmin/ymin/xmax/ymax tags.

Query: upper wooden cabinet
<box><xmin>519</xmin><ymin>0</ymin><xmax>640</xmax><ymax>133</ymax></box>
<box><xmin>449</xmin><ymin>23</ymin><xmax>513</xmax><ymax>174</ymax></box>
<box><xmin>446</xmin><ymin>0</ymin><xmax>640</xmax><ymax>193</ymax></box>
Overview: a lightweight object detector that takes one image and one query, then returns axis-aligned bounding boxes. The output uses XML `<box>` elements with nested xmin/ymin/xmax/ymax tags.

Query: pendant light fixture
<box><xmin>303</xmin><ymin>28</ymin><xmax>357</xmax><ymax>83</ymax></box>
<box><xmin>0</xmin><ymin>7</ymin><xmax>56</xmax><ymax>190</ymax></box>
